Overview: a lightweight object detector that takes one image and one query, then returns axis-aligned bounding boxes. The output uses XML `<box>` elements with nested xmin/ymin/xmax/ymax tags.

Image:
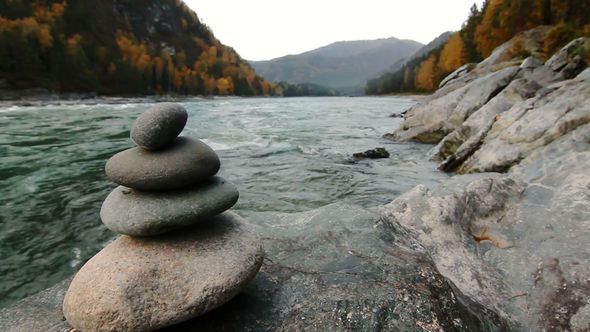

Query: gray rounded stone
<box><xmin>63</xmin><ymin>212</ymin><xmax>264</xmax><ymax>332</ymax></box>
<box><xmin>105</xmin><ymin>136</ymin><xmax>220</xmax><ymax>191</ymax></box>
<box><xmin>131</xmin><ymin>103</ymin><xmax>188</xmax><ymax>150</ymax></box>
<box><xmin>100</xmin><ymin>176</ymin><xmax>239</xmax><ymax>236</ymax></box>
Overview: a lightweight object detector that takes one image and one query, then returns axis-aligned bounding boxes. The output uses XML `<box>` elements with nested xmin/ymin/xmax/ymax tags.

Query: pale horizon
<box><xmin>185</xmin><ymin>0</ymin><xmax>485</xmax><ymax>61</ymax></box>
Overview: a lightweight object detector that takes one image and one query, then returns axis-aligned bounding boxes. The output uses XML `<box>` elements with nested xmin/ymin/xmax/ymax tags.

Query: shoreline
<box><xmin>0</xmin><ymin>94</ymin><xmax>421</xmax><ymax>108</ymax></box>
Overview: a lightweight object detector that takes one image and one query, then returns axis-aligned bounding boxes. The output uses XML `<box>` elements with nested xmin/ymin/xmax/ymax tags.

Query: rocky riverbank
<box><xmin>1</xmin><ymin>31</ymin><xmax>589</xmax><ymax>331</ymax></box>
<box><xmin>384</xmin><ymin>31</ymin><xmax>590</xmax><ymax>331</ymax></box>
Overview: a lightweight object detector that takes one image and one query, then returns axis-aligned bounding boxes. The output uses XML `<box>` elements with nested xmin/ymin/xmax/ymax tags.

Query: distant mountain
<box><xmin>0</xmin><ymin>0</ymin><xmax>275</xmax><ymax>96</ymax></box>
<box><xmin>250</xmin><ymin>38</ymin><xmax>423</xmax><ymax>93</ymax></box>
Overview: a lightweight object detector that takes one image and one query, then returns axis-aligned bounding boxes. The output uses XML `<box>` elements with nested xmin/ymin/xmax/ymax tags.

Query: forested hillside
<box><xmin>0</xmin><ymin>0</ymin><xmax>277</xmax><ymax>96</ymax></box>
<box><xmin>366</xmin><ymin>0</ymin><xmax>590</xmax><ymax>94</ymax></box>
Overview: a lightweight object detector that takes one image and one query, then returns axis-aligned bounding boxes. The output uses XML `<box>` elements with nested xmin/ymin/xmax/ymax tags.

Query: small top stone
<box><xmin>131</xmin><ymin>103</ymin><xmax>188</xmax><ymax>150</ymax></box>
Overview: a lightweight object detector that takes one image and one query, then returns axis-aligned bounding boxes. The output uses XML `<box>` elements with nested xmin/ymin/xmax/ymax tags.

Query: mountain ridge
<box><xmin>250</xmin><ymin>37</ymin><xmax>422</xmax><ymax>93</ymax></box>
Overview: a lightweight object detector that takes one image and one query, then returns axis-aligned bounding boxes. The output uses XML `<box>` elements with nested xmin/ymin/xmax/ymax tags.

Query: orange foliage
<box><xmin>66</xmin><ymin>34</ymin><xmax>82</xmax><ymax>57</ymax></box>
<box><xmin>116</xmin><ymin>33</ymin><xmax>152</xmax><ymax>73</ymax></box>
<box><xmin>438</xmin><ymin>33</ymin><xmax>465</xmax><ymax>73</ymax></box>
<box><xmin>216</xmin><ymin>77</ymin><xmax>232</xmax><ymax>95</ymax></box>
<box><xmin>260</xmin><ymin>80</ymin><xmax>270</xmax><ymax>96</ymax></box>
<box><xmin>201</xmin><ymin>74</ymin><xmax>216</xmax><ymax>95</ymax></box>
<box><xmin>415</xmin><ymin>54</ymin><xmax>438</xmax><ymax>91</ymax></box>
<box><xmin>33</xmin><ymin>1</ymin><xmax>67</xmax><ymax>25</ymax></box>
<box><xmin>38</xmin><ymin>25</ymin><xmax>53</xmax><ymax>48</ymax></box>
<box><xmin>206</xmin><ymin>46</ymin><xmax>217</xmax><ymax>66</ymax></box>
<box><xmin>475</xmin><ymin>0</ymin><xmax>545</xmax><ymax>57</ymax></box>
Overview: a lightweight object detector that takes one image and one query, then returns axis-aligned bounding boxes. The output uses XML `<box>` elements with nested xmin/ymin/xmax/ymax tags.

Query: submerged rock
<box><xmin>101</xmin><ymin>176</ymin><xmax>239</xmax><ymax>236</ymax></box>
<box><xmin>352</xmin><ymin>147</ymin><xmax>390</xmax><ymax>160</ymax></box>
<box><xmin>130</xmin><ymin>103</ymin><xmax>188</xmax><ymax>150</ymax></box>
<box><xmin>63</xmin><ymin>212</ymin><xmax>263</xmax><ymax>332</ymax></box>
<box><xmin>105</xmin><ymin>136</ymin><xmax>220</xmax><ymax>191</ymax></box>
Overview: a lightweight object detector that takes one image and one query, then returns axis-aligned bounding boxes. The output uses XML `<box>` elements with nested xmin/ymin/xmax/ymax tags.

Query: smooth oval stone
<box><xmin>105</xmin><ymin>136</ymin><xmax>220</xmax><ymax>191</ymax></box>
<box><xmin>100</xmin><ymin>176</ymin><xmax>239</xmax><ymax>236</ymax></box>
<box><xmin>63</xmin><ymin>212</ymin><xmax>264</xmax><ymax>332</ymax></box>
<box><xmin>131</xmin><ymin>103</ymin><xmax>188</xmax><ymax>150</ymax></box>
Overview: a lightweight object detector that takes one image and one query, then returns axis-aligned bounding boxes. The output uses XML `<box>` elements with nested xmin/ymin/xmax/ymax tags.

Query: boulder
<box><xmin>433</xmin><ymin>78</ymin><xmax>541</xmax><ymax>170</ymax></box>
<box><xmin>63</xmin><ymin>212</ymin><xmax>264</xmax><ymax>332</ymax></box>
<box><xmin>382</xmin><ymin>143</ymin><xmax>590</xmax><ymax>331</ymax></box>
<box><xmin>130</xmin><ymin>103</ymin><xmax>188</xmax><ymax>150</ymax></box>
<box><xmin>105</xmin><ymin>136</ymin><xmax>220</xmax><ymax>191</ymax></box>
<box><xmin>438</xmin><ymin>63</ymin><xmax>474</xmax><ymax>89</ymax></box>
<box><xmin>101</xmin><ymin>176</ymin><xmax>239</xmax><ymax>236</ymax></box>
<box><xmin>390</xmin><ymin>66</ymin><xmax>519</xmax><ymax>143</ymax></box>
<box><xmin>520</xmin><ymin>56</ymin><xmax>543</xmax><ymax>69</ymax></box>
<box><xmin>545</xmin><ymin>37</ymin><xmax>590</xmax><ymax>72</ymax></box>
<box><xmin>458</xmin><ymin>74</ymin><xmax>590</xmax><ymax>173</ymax></box>
<box><xmin>352</xmin><ymin>147</ymin><xmax>390</xmax><ymax>160</ymax></box>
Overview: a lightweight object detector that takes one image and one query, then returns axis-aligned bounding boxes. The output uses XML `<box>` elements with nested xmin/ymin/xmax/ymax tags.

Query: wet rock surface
<box><xmin>352</xmin><ymin>147</ymin><xmax>390</xmax><ymax>160</ymax></box>
<box><xmin>0</xmin><ymin>204</ymin><xmax>507</xmax><ymax>331</ymax></box>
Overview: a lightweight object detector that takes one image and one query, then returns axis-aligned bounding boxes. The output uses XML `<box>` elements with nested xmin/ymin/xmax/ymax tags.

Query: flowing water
<box><xmin>0</xmin><ymin>96</ymin><xmax>448</xmax><ymax>307</ymax></box>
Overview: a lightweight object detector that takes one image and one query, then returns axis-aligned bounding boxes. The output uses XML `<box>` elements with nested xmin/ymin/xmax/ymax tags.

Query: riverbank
<box><xmin>0</xmin><ymin>92</ymin><xmax>212</xmax><ymax>108</ymax></box>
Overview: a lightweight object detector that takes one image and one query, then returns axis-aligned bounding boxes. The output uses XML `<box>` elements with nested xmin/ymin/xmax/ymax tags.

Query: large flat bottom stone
<box><xmin>62</xmin><ymin>212</ymin><xmax>263</xmax><ymax>332</ymax></box>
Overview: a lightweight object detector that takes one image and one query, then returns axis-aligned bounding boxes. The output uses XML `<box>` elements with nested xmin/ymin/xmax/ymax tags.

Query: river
<box><xmin>0</xmin><ymin>96</ymin><xmax>448</xmax><ymax>307</ymax></box>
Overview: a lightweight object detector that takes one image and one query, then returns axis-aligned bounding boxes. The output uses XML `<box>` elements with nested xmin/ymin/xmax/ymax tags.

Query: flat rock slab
<box><xmin>101</xmin><ymin>176</ymin><xmax>239</xmax><ymax>236</ymax></box>
<box><xmin>0</xmin><ymin>278</ymin><xmax>71</xmax><ymax>332</ymax></box>
<box><xmin>63</xmin><ymin>212</ymin><xmax>263</xmax><ymax>332</ymax></box>
<box><xmin>131</xmin><ymin>103</ymin><xmax>188</xmax><ymax>151</ymax></box>
<box><xmin>105</xmin><ymin>136</ymin><xmax>220</xmax><ymax>191</ymax></box>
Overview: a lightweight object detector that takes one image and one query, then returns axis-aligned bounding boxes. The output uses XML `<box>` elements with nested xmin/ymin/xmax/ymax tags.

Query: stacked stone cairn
<box><xmin>62</xmin><ymin>104</ymin><xmax>264</xmax><ymax>332</ymax></box>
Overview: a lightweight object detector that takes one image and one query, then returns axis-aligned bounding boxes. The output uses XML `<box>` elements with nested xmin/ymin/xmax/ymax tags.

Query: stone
<box><xmin>381</xmin><ymin>160</ymin><xmax>590</xmax><ymax>331</ymax></box>
<box><xmin>433</xmin><ymin>78</ymin><xmax>541</xmax><ymax>170</ymax></box>
<box><xmin>520</xmin><ymin>56</ymin><xmax>543</xmax><ymax>69</ymax></box>
<box><xmin>63</xmin><ymin>212</ymin><xmax>264</xmax><ymax>332</ymax></box>
<box><xmin>101</xmin><ymin>176</ymin><xmax>239</xmax><ymax>236</ymax></box>
<box><xmin>131</xmin><ymin>103</ymin><xmax>188</xmax><ymax>150</ymax></box>
<box><xmin>105</xmin><ymin>136</ymin><xmax>220</xmax><ymax>191</ymax></box>
<box><xmin>458</xmin><ymin>75</ymin><xmax>590</xmax><ymax>173</ymax></box>
<box><xmin>545</xmin><ymin>37</ymin><xmax>590</xmax><ymax>72</ymax></box>
<box><xmin>352</xmin><ymin>147</ymin><xmax>390</xmax><ymax>160</ymax></box>
<box><xmin>576</xmin><ymin>67</ymin><xmax>590</xmax><ymax>82</ymax></box>
<box><xmin>390</xmin><ymin>66</ymin><xmax>520</xmax><ymax>143</ymax></box>
<box><xmin>438</xmin><ymin>63</ymin><xmax>473</xmax><ymax>88</ymax></box>
<box><xmin>0</xmin><ymin>278</ymin><xmax>72</xmax><ymax>332</ymax></box>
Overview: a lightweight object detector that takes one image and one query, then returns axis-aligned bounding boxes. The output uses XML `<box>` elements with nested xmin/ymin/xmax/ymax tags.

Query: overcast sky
<box><xmin>184</xmin><ymin>0</ymin><xmax>485</xmax><ymax>61</ymax></box>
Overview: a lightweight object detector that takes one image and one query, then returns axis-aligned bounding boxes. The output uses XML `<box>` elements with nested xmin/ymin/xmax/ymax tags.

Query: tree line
<box><xmin>0</xmin><ymin>0</ymin><xmax>282</xmax><ymax>96</ymax></box>
<box><xmin>366</xmin><ymin>0</ymin><xmax>590</xmax><ymax>94</ymax></box>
